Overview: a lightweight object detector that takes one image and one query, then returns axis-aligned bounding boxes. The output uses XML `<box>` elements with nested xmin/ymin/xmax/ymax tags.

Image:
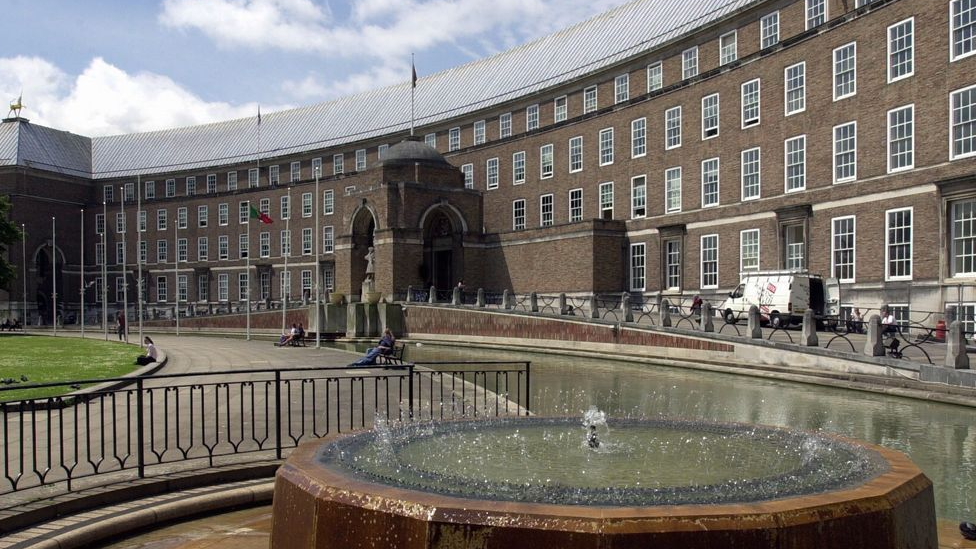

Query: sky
<box><xmin>0</xmin><ymin>0</ymin><xmax>631</xmax><ymax>138</ymax></box>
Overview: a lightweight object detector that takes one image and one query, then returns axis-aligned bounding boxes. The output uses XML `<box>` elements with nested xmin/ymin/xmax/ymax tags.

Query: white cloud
<box><xmin>0</xmin><ymin>56</ymin><xmax>287</xmax><ymax>137</ymax></box>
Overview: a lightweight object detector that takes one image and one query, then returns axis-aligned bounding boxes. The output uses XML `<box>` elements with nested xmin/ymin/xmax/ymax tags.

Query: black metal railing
<box><xmin>0</xmin><ymin>361</ymin><xmax>530</xmax><ymax>498</ymax></box>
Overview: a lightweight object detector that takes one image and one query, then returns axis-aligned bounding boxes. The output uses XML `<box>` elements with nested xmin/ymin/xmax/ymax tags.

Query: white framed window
<box><xmin>952</xmin><ymin>0</ymin><xmax>976</xmax><ymax>61</ymax></box>
<box><xmin>741</xmin><ymin>147</ymin><xmax>761</xmax><ymax>201</ymax></box>
<box><xmin>720</xmin><ymin>31</ymin><xmax>737</xmax><ymax>65</ymax></box>
<box><xmin>238</xmin><ymin>202</ymin><xmax>248</xmax><ymax>224</ymax></box>
<box><xmin>886</xmin><ymin>207</ymin><xmax>913</xmax><ymax>280</ymax></box>
<box><xmin>157</xmin><ymin>276</ymin><xmax>168</xmax><ymax>302</ymax></box>
<box><xmin>951</xmin><ymin>84</ymin><xmax>976</xmax><ymax>160</ymax></box>
<box><xmin>177</xmin><ymin>275</ymin><xmax>188</xmax><ymax>302</ymax></box>
<box><xmin>474</xmin><ymin>120</ymin><xmax>486</xmax><ymax>145</ymax></box>
<box><xmin>833</xmin><ymin>42</ymin><xmax>857</xmax><ymax>101</ymax></box>
<box><xmin>701</xmin><ymin>158</ymin><xmax>720</xmax><ymax>208</ymax></box>
<box><xmin>311</xmin><ymin>158</ymin><xmax>322</xmax><ymax>177</ymax></box>
<box><xmin>259</xmin><ymin>272</ymin><xmax>269</xmax><ymax>300</ymax></box>
<box><xmin>647</xmin><ymin>62</ymin><xmax>662</xmax><ymax>92</ymax></box>
<box><xmin>248</xmin><ymin>169</ymin><xmax>259</xmax><ymax>188</ymax></box>
<box><xmin>323</xmin><ymin>189</ymin><xmax>334</xmax><ymax>215</ymax></box>
<box><xmin>701</xmin><ymin>234</ymin><xmax>719</xmax><ymax>289</ymax></box>
<box><xmin>513</xmin><ymin>151</ymin><xmax>526</xmax><ymax>185</ymax></box>
<box><xmin>665</xmin><ymin>167</ymin><xmax>682</xmax><ymax>213</ymax></box>
<box><xmin>166</xmin><ymin>178</ymin><xmax>176</xmax><ymax>197</ymax></box>
<box><xmin>631</xmin><ymin>118</ymin><xmax>646</xmax><ymax>158</ymax></box>
<box><xmin>259</xmin><ymin>231</ymin><xmax>270</xmax><ymax>258</ymax></box>
<box><xmin>785</xmin><ymin>135</ymin><xmax>806</xmax><ymax>192</ymax></box>
<box><xmin>116</xmin><ymin>212</ymin><xmax>125</xmax><ymax>233</ymax></box>
<box><xmin>333</xmin><ymin>153</ymin><xmax>344</xmax><ymax>175</ymax></box>
<box><xmin>540</xmin><ymin>144</ymin><xmax>554</xmax><ymax>178</ymax></box>
<box><xmin>177</xmin><ymin>237</ymin><xmax>187</xmax><ymax>262</ymax></box>
<box><xmin>279</xmin><ymin>230</ymin><xmax>291</xmax><ymax>257</ymax></box>
<box><xmin>280</xmin><ymin>194</ymin><xmax>290</xmax><ymax>220</ymax></box>
<box><xmin>301</xmin><ymin>270</ymin><xmax>312</xmax><ymax>295</ymax></box>
<box><xmin>461</xmin><ymin>164</ymin><xmax>474</xmax><ymax>189</ymax></box>
<box><xmin>157</xmin><ymin>209</ymin><xmax>167</xmax><ymax>231</ymax></box>
<box><xmin>268</xmin><ymin>167</ymin><xmax>278</xmax><ymax>187</ymax></box>
<box><xmin>218</xmin><ymin>235</ymin><xmax>229</xmax><ymax>260</ymax></box>
<box><xmin>888</xmin><ymin>18</ymin><xmax>914</xmax><ymax>82</ymax></box>
<box><xmin>832</xmin><ymin>216</ymin><xmax>856</xmax><ymax>282</ymax></box>
<box><xmin>631</xmin><ymin>175</ymin><xmax>646</xmax><ymax>219</ymax></box>
<box><xmin>740</xmin><ymin>229</ymin><xmax>760</xmax><ymax>272</ymax></box>
<box><xmin>526</xmin><ymin>104</ymin><xmax>540</xmax><ymax>131</ymax></box>
<box><xmin>599</xmin><ymin>128</ymin><xmax>614</xmax><ymax>165</ymax></box>
<box><xmin>124</xmin><ymin>182</ymin><xmax>135</xmax><ymax>202</ymax></box>
<box><xmin>500</xmin><ymin>113</ymin><xmax>512</xmax><ymax>138</ymax></box>
<box><xmin>569</xmin><ymin>136</ymin><xmax>583</xmax><ymax>173</ymax></box>
<box><xmin>785</xmin><ymin>62</ymin><xmax>805</xmax><ymax>115</ymax></box>
<box><xmin>177</xmin><ymin>207</ymin><xmax>187</xmax><ymax>229</ymax></box>
<box><xmin>302</xmin><ymin>228</ymin><xmax>312</xmax><ymax>255</ymax></box>
<box><xmin>322</xmin><ymin>226</ymin><xmax>334</xmax><ymax>253</ymax></box>
<box><xmin>355</xmin><ymin>149</ymin><xmax>366</xmax><ymax>171</ymax></box>
<box><xmin>198</xmin><ymin>274</ymin><xmax>209</xmax><ymax>301</ymax></box>
<box><xmin>197</xmin><ymin>205</ymin><xmax>208</xmax><ymax>227</ymax></box>
<box><xmin>888</xmin><ymin>105</ymin><xmax>914</xmax><ymax>172</ymax></box>
<box><xmin>833</xmin><ymin>121</ymin><xmax>857</xmax><ymax>183</ymax></box>
<box><xmin>377</xmin><ymin>144</ymin><xmax>388</xmax><ymax>159</ymax></box>
<box><xmin>116</xmin><ymin>242</ymin><xmax>124</xmax><ymax>265</ymax></box>
<box><xmin>424</xmin><ymin>133</ymin><xmax>436</xmax><ymax>148</ymax></box>
<box><xmin>665</xmin><ymin>240</ymin><xmax>681</xmax><ymax>290</ymax></box>
<box><xmin>156</xmin><ymin>240</ymin><xmax>168</xmax><ymax>263</ymax></box>
<box><xmin>614</xmin><ymin>74</ymin><xmax>629</xmax><ymax>103</ymax></box>
<box><xmin>448</xmin><ymin>127</ymin><xmax>461</xmax><ymax>151</ymax></box>
<box><xmin>204</xmin><ymin>173</ymin><xmax>216</xmax><ymax>193</ymax></box>
<box><xmin>761</xmin><ymin>12</ymin><xmax>779</xmax><ymax>49</ymax></box>
<box><xmin>554</xmin><ymin>96</ymin><xmax>568</xmax><ymax>122</ymax></box>
<box><xmin>239</xmin><ymin>233</ymin><xmax>248</xmax><ymax>259</ymax></box>
<box><xmin>665</xmin><ymin>106</ymin><xmax>681</xmax><ymax>149</ymax></box>
<box><xmin>323</xmin><ymin>265</ymin><xmax>335</xmax><ymax>291</ymax></box>
<box><xmin>569</xmin><ymin>188</ymin><xmax>583</xmax><ymax>222</ymax></box>
<box><xmin>301</xmin><ymin>192</ymin><xmax>312</xmax><ymax>218</ymax></box>
<box><xmin>103</xmin><ymin>185</ymin><xmax>114</xmax><ymax>202</ymax></box>
<box><xmin>513</xmin><ymin>199</ymin><xmax>526</xmax><ymax>230</ymax></box>
<box><xmin>290</xmin><ymin>162</ymin><xmax>301</xmax><ymax>183</ymax></box>
<box><xmin>584</xmin><ymin>86</ymin><xmax>598</xmax><ymax>114</ymax></box>
<box><xmin>198</xmin><ymin>236</ymin><xmax>208</xmax><ymax>261</ymax></box>
<box><xmin>145</xmin><ymin>180</ymin><xmax>156</xmax><ymax>199</ymax></box>
<box><xmin>741</xmin><ymin>79</ymin><xmax>760</xmax><ymax>128</ymax></box>
<box><xmin>238</xmin><ymin>273</ymin><xmax>248</xmax><ymax>301</ymax></box>
<box><xmin>951</xmin><ymin>198</ymin><xmax>976</xmax><ymax>276</ymax></box>
<box><xmin>783</xmin><ymin>224</ymin><xmax>805</xmax><ymax>270</ymax></box>
<box><xmin>486</xmin><ymin>158</ymin><xmax>499</xmax><ymax>190</ymax></box>
<box><xmin>630</xmin><ymin>243</ymin><xmax>646</xmax><ymax>291</ymax></box>
<box><xmin>280</xmin><ymin>270</ymin><xmax>292</xmax><ymax>300</ymax></box>
<box><xmin>947</xmin><ymin>303</ymin><xmax>976</xmax><ymax>338</ymax></box>
<box><xmin>540</xmin><ymin>194</ymin><xmax>554</xmax><ymax>227</ymax></box>
<box><xmin>702</xmin><ymin>93</ymin><xmax>720</xmax><ymax>139</ymax></box>
<box><xmin>599</xmin><ymin>182</ymin><xmax>614</xmax><ymax>220</ymax></box>
<box><xmin>226</xmin><ymin>172</ymin><xmax>237</xmax><ymax>191</ymax></box>
<box><xmin>806</xmin><ymin>0</ymin><xmax>826</xmax><ymax>29</ymax></box>
<box><xmin>138</xmin><ymin>210</ymin><xmax>146</xmax><ymax>232</ymax></box>
<box><xmin>218</xmin><ymin>203</ymin><xmax>229</xmax><ymax>226</ymax></box>
<box><xmin>682</xmin><ymin>47</ymin><xmax>698</xmax><ymax>79</ymax></box>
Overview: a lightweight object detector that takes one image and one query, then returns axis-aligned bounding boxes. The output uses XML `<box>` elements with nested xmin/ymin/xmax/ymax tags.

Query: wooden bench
<box><xmin>378</xmin><ymin>343</ymin><xmax>405</xmax><ymax>367</ymax></box>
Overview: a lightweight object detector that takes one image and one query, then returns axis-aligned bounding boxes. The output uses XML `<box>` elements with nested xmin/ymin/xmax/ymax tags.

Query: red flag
<box><xmin>249</xmin><ymin>205</ymin><xmax>273</xmax><ymax>224</ymax></box>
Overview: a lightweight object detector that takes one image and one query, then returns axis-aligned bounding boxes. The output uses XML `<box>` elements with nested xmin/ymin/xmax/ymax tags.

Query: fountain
<box><xmin>271</xmin><ymin>413</ymin><xmax>936</xmax><ymax>548</ymax></box>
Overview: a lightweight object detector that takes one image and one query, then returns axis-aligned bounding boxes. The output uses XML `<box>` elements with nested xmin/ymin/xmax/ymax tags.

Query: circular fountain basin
<box><xmin>271</xmin><ymin>418</ymin><xmax>936</xmax><ymax>548</ymax></box>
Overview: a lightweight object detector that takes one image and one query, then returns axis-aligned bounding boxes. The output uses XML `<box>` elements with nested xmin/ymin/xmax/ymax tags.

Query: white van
<box><xmin>719</xmin><ymin>271</ymin><xmax>839</xmax><ymax>328</ymax></box>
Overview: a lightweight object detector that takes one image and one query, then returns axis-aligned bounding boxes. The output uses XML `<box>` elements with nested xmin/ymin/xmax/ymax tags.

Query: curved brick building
<box><xmin>1</xmin><ymin>0</ymin><xmax>974</xmax><ymax>329</ymax></box>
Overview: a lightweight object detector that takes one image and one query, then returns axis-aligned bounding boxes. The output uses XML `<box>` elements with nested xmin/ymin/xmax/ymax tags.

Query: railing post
<box><xmin>946</xmin><ymin>321</ymin><xmax>971</xmax><ymax>369</ymax></box>
<box><xmin>477</xmin><ymin>288</ymin><xmax>485</xmax><ymax>308</ymax></box>
<box><xmin>136</xmin><ymin>378</ymin><xmax>145</xmax><ymax>479</ymax></box>
<box><xmin>530</xmin><ymin>292</ymin><xmax>539</xmax><ymax>312</ymax></box>
<box><xmin>660</xmin><ymin>298</ymin><xmax>672</xmax><ymax>327</ymax></box>
<box><xmin>621</xmin><ymin>292</ymin><xmax>633</xmax><ymax>323</ymax></box>
<box><xmin>699</xmin><ymin>301</ymin><xmax>714</xmax><ymax>332</ymax></box>
<box><xmin>428</xmin><ymin>285</ymin><xmax>436</xmax><ymax>304</ymax></box>
<box><xmin>408</xmin><ymin>364</ymin><xmax>415</xmax><ymax>419</ymax></box>
<box><xmin>559</xmin><ymin>293</ymin><xmax>567</xmax><ymax>315</ymax></box>
<box><xmin>748</xmin><ymin>305</ymin><xmax>762</xmax><ymax>339</ymax></box>
<box><xmin>864</xmin><ymin>315</ymin><xmax>885</xmax><ymax>357</ymax></box>
<box><xmin>524</xmin><ymin>361</ymin><xmax>531</xmax><ymax>416</ymax></box>
<box><xmin>406</xmin><ymin>285</ymin><xmax>414</xmax><ymax>303</ymax></box>
<box><xmin>590</xmin><ymin>294</ymin><xmax>599</xmax><ymax>319</ymax></box>
<box><xmin>802</xmin><ymin>309</ymin><xmax>819</xmax><ymax>346</ymax></box>
<box><xmin>275</xmin><ymin>370</ymin><xmax>283</xmax><ymax>459</ymax></box>
<box><xmin>452</xmin><ymin>286</ymin><xmax>461</xmax><ymax>306</ymax></box>
<box><xmin>503</xmin><ymin>289</ymin><xmax>512</xmax><ymax>310</ymax></box>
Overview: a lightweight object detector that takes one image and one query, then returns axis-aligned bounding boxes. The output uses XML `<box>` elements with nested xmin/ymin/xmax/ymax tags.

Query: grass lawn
<box><xmin>0</xmin><ymin>335</ymin><xmax>140</xmax><ymax>402</ymax></box>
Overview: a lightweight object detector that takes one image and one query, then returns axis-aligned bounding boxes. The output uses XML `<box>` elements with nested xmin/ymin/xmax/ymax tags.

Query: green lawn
<box><xmin>0</xmin><ymin>335</ymin><xmax>140</xmax><ymax>402</ymax></box>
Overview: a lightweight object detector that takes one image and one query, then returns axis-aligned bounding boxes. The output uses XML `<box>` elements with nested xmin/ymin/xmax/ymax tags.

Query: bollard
<box><xmin>428</xmin><ymin>286</ymin><xmax>436</xmax><ymax>304</ymax></box>
<box><xmin>452</xmin><ymin>286</ymin><xmax>461</xmax><ymax>306</ymax></box>
<box><xmin>406</xmin><ymin>285</ymin><xmax>414</xmax><ymax>303</ymax></box>
<box><xmin>700</xmin><ymin>301</ymin><xmax>714</xmax><ymax>332</ymax></box>
<box><xmin>946</xmin><ymin>321</ymin><xmax>971</xmax><ymax>369</ymax></box>
<box><xmin>559</xmin><ymin>293</ymin><xmax>567</xmax><ymax>315</ymax></box>
<box><xmin>530</xmin><ymin>292</ymin><xmax>539</xmax><ymax>312</ymax></box>
<box><xmin>503</xmin><ymin>289</ymin><xmax>512</xmax><ymax>310</ymax></box>
<box><xmin>748</xmin><ymin>305</ymin><xmax>762</xmax><ymax>339</ymax></box>
<box><xmin>477</xmin><ymin>288</ymin><xmax>485</xmax><ymax>308</ymax></box>
<box><xmin>660</xmin><ymin>298</ymin><xmax>672</xmax><ymax>327</ymax></box>
<box><xmin>621</xmin><ymin>292</ymin><xmax>634</xmax><ymax>323</ymax></box>
<box><xmin>590</xmin><ymin>294</ymin><xmax>600</xmax><ymax>319</ymax></box>
<box><xmin>863</xmin><ymin>315</ymin><xmax>885</xmax><ymax>356</ymax></box>
<box><xmin>802</xmin><ymin>309</ymin><xmax>819</xmax><ymax>346</ymax></box>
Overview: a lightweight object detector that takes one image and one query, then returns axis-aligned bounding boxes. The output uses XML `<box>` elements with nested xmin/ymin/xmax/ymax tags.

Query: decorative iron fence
<box><xmin>0</xmin><ymin>361</ymin><xmax>530</xmax><ymax>498</ymax></box>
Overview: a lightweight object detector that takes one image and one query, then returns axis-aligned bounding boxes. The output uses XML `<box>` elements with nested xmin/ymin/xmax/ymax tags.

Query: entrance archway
<box><xmin>421</xmin><ymin>207</ymin><xmax>464</xmax><ymax>291</ymax></box>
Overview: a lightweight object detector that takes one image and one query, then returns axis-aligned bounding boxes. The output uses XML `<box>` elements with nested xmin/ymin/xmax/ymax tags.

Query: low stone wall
<box><xmin>143</xmin><ymin>309</ymin><xmax>309</xmax><ymax>331</ymax></box>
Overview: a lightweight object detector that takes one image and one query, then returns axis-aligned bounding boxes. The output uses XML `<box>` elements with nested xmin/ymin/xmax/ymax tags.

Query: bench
<box><xmin>378</xmin><ymin>343</ymin><xmax>405</xmax><ymax>367</ymax></box>
<box><xmin>289</xmin><ymin>332</ymin><xmax>307</xmax><ymax>347</ymax></box>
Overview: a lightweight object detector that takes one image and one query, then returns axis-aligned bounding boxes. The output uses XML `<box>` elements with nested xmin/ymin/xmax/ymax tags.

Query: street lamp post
<box><xmin>120</xmin><ymin>186</ymin><xmax>128</xmax><ymax>343</ymax></box>
<box><xmin>80</xmin><ymin>209</ymin><xmax>85</xmax><ymax>338</ymax></box>
<box><xmin>52</xmin><ymin>216</ymin><xmax>57</xmax><ymax>337</ymax></box>
<box><xmin>21</xmin><ymin>223</ymin><xmax>27</xmax><ymax>333</ymax></box>
<box><xmin>314</xmin><ymin>167</ymin><xmax>321</xmax><ymax>348</ymax></box>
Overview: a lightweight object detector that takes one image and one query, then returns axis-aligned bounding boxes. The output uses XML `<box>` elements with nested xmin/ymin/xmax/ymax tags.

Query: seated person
<box><xmin>296</xmin><ymin>323</ymin><xmax>306</xmax><ymax>343</ymax></box>
<box><xmin>881</xmin><ymin>308</ymin><xmax>898</xmax><ymax>336</ymax></box>
<box><xmin>135</xmin><ymin>337</ymin><xmax>158</xmax><ymax>365</ymax></box>
<box><xmin>351</xmin><ymin>329</ymin><xmax>395</xmax><ymax>366</ymax></box>
<box><xmin>277</xmin><ymin>324</ymin><xmax>299</xmax><ymax>346</ymax></box>
<box><xmin>846</xmin><ymin>308</ymin><xmax>864</xmax><ymax>334</ymax></box>
<box><xmin>0</xmin><ymin>318</ymin><xmax>9</xmax><ymax>331</ymax></box>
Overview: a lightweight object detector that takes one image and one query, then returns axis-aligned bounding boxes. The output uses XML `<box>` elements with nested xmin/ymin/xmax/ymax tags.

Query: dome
<box><xmin>376</xmin><ymin>137</ymin><xmax>453</xmax><ymax>168</ymax></box>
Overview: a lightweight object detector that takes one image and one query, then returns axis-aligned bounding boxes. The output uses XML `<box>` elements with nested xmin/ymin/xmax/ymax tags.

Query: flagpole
<box><xmin>314</xmin><ymin>167</ymin><xmax>321</xmax><ymax>349</ymax></box>
<box><xmin>246</xmin><ymin>201</ymin><xmax>251</xmax><ymax>341</ymax></box>
<box><xmin>137</xmin><ymin>175</ymin><xmax>143</xmax><ymax>344</ymax></box>
<box><xmin>102</xmin><ymin>201</ymin><xmax>108</xmax><ymax>340</ymax></box>
<box><xmin>80</xmin><ymin>208</ymin><xmax>85</xmax><ymax>339</ymax></box>
<box><xmin>52</xmin><ymin>216</ymin><xmax>57</xmax><ymax>336</ymax></box>
<box><xmin>174</xmin><ymin>208</ymin><xmax>180</xmax><ymax>336</ymax></box>
<box><xmin>120</xmin><ymin>186</ymin><xmax>128</xmax><ymax>344</ymax></box>
<box><xmin>410</xmin><ymin>53</ymin><xmax>416</xmax><ymax>137</ymax></box>
<box><xmin>22</xmin><ymin>223</ymin><xmax>27</xmax><ymax>333</ymax></box>
<box><xmin>281</xmin><ymin>187</ymin><xmax>290</xmax><ymax>335</ymax></box>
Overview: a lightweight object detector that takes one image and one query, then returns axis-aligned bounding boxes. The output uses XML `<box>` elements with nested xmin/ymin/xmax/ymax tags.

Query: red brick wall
<box><xmin>144</xmin><ymin>309</ymin><xmax>308</xmax><ymax>330</ymax></box>
<box><xmin>404</xmin><ymin>305</ymin><xmax>733</xmax><ymax>352</ymax></box>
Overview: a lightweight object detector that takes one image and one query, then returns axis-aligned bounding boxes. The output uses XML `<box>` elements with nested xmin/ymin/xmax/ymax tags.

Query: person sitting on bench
<box><xmin>351</xmin><ymin>329</ymin><xmax>395</xmax><ymax>366</ymax></box>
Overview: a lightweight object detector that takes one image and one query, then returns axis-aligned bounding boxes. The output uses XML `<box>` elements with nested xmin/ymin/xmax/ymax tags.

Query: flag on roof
<box><xmin>411</xmin><ymin>60</ymin><xmax>417</xmax><ymax>89</ymax></box>
<box><xmin>257</xmin><ymin>105</ymin><xmax>262</xmax><ymax>125</ymax></box>
<box><xmin>249</xmin><ymin>205</ymin><xmax>273</xmax><ymax>224</ymax></box>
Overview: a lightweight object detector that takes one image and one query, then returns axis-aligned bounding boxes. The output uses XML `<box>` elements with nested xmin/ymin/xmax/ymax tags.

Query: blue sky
<box><xmin>0</xmin><ymin>0</ymin><xmax>628</xmax><ymax>137</ymax></box>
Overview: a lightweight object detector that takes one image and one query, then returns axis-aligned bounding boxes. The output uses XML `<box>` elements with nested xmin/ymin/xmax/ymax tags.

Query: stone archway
<box><xmin>421</xmin><ymin>207</ymin><xmax>464</xmax><ymax>291</ymax></box>
<box><xmin>33</xmin><ymin>243</ymin><xmax>66</xmax><ymax>324</ymax></box>
<box><xmin>349</xmin><ymin>205</ymin><xmax>377</xmax><ymax>297</ymax></box>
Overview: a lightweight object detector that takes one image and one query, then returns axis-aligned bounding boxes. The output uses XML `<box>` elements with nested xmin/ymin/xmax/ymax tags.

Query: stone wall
<box><xmin>143</xmin><ymin>308</ymin><xmax>309</xmax><ymax>330</ymax></box>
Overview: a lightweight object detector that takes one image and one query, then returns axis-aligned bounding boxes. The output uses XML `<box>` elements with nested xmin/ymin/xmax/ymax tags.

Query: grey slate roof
<box><xmin>0</xmin><ymin>119</ymin><xmax>92</xmax><ymax>177</ymax></box>
<box><xmin>4</xmin><ymin>0</ymin><xmax>761</xmax><ymax>180</ymax></box>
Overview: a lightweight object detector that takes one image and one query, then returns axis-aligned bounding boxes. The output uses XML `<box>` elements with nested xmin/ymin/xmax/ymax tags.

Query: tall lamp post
<box><xmin>80</xmin><ymin>209</ymin><xmax>85</xmax><ymax>338</ymax></box>
<box><xmin>314</xmin><ymin>166</ymin><xmax>321</xmax><ymax>348</ymax></box>
<box><xmin>281</xmin><ymin>187</ymin><xmax>291</xmax><ymax>335</ymax></box>
<box><xmin>102</xmin><ymin>201</ymin><xmax>108</xmax><ymax>340</ymax></box>
<box><xmin>120</xmin><ymin>186</ymin><xmax>129</xmax><ymax>343</ymax></box>
<box><xmin>21</xmin><ymin>223</ymin><xmax>27</xmax><ymax>333</ymax></box>
<box><xmin>52</xmin><ymin>216</ymin><xmax>57</xmax><ymax>337</ymax></box>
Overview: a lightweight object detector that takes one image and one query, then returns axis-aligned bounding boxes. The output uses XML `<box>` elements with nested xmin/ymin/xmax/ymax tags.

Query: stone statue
<box><xmin>365</xmin><ymin>246</ymin><xmax>375</xmax><ymax>279</ymax></box>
